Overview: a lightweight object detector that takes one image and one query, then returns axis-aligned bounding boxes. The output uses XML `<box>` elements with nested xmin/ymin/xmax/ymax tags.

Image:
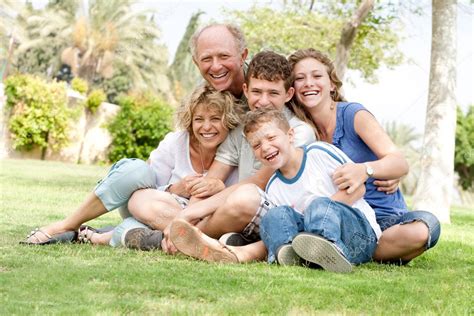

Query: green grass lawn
<box><xmin>1</xmin><ymin>159</ymin><xmax>473</xmax><ymax>315</ymax></box>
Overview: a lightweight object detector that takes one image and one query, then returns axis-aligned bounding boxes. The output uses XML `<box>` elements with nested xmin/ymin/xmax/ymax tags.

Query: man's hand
<box><xmin>168</xmin><ymin>177</ymin><xmax>193</xmax><ymax>198</ymax></box>
<box><xmin>373</xmin><ymin>178</ymin><xmax>400</xmax><ymax>194</ymax></box>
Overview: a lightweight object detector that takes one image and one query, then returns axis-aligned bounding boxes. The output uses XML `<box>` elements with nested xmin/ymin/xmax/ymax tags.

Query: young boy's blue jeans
<box><xmin>260</xmin><ymin>197</ymin><xmax>378</xmax><ymax>264</ymax></box>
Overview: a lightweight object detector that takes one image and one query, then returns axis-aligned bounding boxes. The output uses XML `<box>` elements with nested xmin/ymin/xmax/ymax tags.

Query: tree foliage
<box><xmin>85</xmin><ymin>89</ymin><xmax>106</xmax><ymax>114</ymax></box>
<box><xmin>9</xmin><ymin>2</ymin><xmax>73</xmax><ymax>77</ymax></box>
<box><xmin>71</xmin><ymin>77</ymin><xmax>89</xmax><ymax>94</ymax></box>
<box><xmin>95</xmin><ymin>63</ymin><xmax>133</xmax><ymax>104</ymax></box>
<box><xmin>4</xmin><ymin>74</ymin><xmax>72</xmax><ymax>157</ymax></box>
<box><xmin>384</xmin><ymin>121</ymin><xmax>421</xmax><ymax>195</ymax></box>
<box><xmin>226</xmin><ymin>1</ymin><xmax>403</xmax><ymax>82</ymax></box>
<box><xmin>168</xmin><ymin>11</ymin><xmax>203</xmax><ymax>101</ymax></box>
<box><xmin>455</xmin><ymin>105</ymin><xmax>474</xmax><ymax>190</ymax></box>
<box><xmin>9</xmin><ymin>0</ymin><xmax>173</xmax><ymax>103</ymax></box>
<box><xmin>107</xmin><ymin>95</ymin><xmax>174</xmax><ymax>162</ymax></box>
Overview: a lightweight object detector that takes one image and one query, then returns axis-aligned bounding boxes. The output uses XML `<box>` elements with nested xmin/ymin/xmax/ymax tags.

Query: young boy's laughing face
<box><xmin>246</xmin><ymin>121</ymin><xmax>294</xmax><ymax>170</ymax></box>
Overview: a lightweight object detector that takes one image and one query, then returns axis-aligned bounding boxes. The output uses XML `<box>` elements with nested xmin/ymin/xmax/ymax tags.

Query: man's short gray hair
<box><xmin>189</xmin><ymin>23</ymin><xmax>247</xmax><ymax>59</ymax></box>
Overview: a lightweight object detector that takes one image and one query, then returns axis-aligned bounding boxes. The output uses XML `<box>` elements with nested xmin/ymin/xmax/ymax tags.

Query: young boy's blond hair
<box><xmin>243</xmin><ymin>108</ymin><xmax>290</xmax><ymax>136</ymax></box>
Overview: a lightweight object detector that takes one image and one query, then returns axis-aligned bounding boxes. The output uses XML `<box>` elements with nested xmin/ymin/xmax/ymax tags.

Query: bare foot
<box><xmin>24</xmin><ymin>221</ymin><xmax>74</xmax><ymax>244</ymax></box>
<box><xmin>77</xmin><ymin>227</ymin><xmax>113</xmax><ymax>245</ymax></box>
<box><xmin>169</xmin><ymin>219</ymin><xmax>239</xmax><ymax>263</ymax></box>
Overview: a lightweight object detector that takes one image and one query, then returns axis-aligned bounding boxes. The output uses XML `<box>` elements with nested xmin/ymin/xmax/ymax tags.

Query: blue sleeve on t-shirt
<box><xmin>342</xmin><ymin>102</ymin><xmax>373</xmax><ymax>141</ymax></box>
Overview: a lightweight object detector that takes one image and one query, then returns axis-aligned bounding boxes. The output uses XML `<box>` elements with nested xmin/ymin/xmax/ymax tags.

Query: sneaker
<box><xmin>219</xmin><ymin>232</ymin><xmax>253</xmax><ymax>246</ymax></box>
<box><xmin>276</xmin><ymin>244</ymin><xmax>303</xmax><ymax>266</ymax></box>
<box><xmin>123</xmin><ymin>227</ymin><xmax>163</xmax><ymax>251</ymax></box>
<box><xmin>292</xmin><ymin>233</ymin><xmax>352</xmax><ymax>273</ymax></box>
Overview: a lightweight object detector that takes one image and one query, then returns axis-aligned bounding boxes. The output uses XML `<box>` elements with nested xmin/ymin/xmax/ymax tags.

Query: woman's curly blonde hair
<box><xmin>175</xmin><ymin>83</ymin><xmax>243</xmax><ymax>134</ymax></box>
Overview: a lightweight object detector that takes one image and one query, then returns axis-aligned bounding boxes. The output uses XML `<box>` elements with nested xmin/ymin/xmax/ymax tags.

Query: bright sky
<box><xmin>32</xmin><ymin>0</ymin><xmax>474</xmax><ymax>132</ymax></box>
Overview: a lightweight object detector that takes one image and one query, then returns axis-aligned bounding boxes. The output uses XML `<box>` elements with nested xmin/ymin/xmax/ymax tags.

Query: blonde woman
<box><xmin>22</xmin><ymin>84</ymin><xmax>241</xmax><ymax>249</ymax></box>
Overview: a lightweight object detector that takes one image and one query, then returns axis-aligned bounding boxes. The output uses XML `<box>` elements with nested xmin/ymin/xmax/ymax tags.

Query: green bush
<box><xmin>85</xmin><ymin>89</ymin><xmax>106</xmax><ymax>114</ymax></box>
<box><xmin>71</xmin><ymin>77</ymin><xmax>89</xmax><ymax>94</ymax></box>
<box><xmin>5</xmin><ymin>74</ymin><xmax>72</xmax><ymax>155</ymax></box>
<box><xmin>455</xmin><ymin>105</ymin><xmax>474</xmax><ymax>190</ymax></box>
<box><xmin>96</xmin><ymin>64</ymin><xmax>133</xmax><ymax>104</ymax></box>
<box><xmin>107</xmin><ymin>95</ymin><xmax>174</xmax><ymax>162</ymax></box>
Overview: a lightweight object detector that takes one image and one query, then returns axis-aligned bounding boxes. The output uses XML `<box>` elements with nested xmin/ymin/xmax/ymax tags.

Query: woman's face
<box><xmin>292</xmin><ymin>57</ymin><xmax>335</xmax><ymax>110</ymax></box>
<box><xmin>191</xmin><ymin>103</ymin><xmax>228</xmax><ymax>150</ymax></box>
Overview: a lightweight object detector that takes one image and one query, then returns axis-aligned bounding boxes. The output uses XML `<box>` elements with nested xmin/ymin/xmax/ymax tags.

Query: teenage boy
<box><xmin>161</xmin><ymin>51</ymin><xmax>316</xmax><ymax>255</ymax></box>
<box><xmin>170</xmin><ymin>108</ymin><xmax>382</xmax><ymax>273</ymax></box>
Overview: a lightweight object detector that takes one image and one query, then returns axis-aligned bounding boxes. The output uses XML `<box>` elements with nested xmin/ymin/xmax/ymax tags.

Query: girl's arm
<box><xmin>333</xmin><ymin>110</ymin><xmax>408</xmax><ymax>194</ymax></box>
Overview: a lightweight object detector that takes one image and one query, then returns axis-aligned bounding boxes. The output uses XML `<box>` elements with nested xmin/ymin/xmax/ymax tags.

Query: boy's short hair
<box><xmin>243</xmin><ymin>108</ymin><xmax>290</xmax><ymax>136</ymax></box>
<box><xmin>245</xmin><ymin>51</ymin><xmax>293</xmax><ymax>90</ymax></box>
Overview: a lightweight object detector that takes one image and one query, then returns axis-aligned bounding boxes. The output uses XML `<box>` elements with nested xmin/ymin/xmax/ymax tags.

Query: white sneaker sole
<box><xmin>276</xmin><ymin>244</ymin><xmax>302</xmax><ymax>266</ymax></box>
<box><xmin>292</xmin><ymin>233</ymin><xmax>352</xmax><ymax>273</ymax></box>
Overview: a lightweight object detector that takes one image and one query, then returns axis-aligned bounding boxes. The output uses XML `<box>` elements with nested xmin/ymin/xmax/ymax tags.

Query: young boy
<box><xmin>168</xmin><ymin>108</ymin><xmax>381</xmax><ymax>271</ymax></box>
<box><xmin>243</xmin><ymin>108</ymin><xmax>382</xmax><ymax>272</ymax></box>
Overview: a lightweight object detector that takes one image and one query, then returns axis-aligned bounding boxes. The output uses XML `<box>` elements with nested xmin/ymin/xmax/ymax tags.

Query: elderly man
<box><xmin>190</xmin><ymin>24</ymin><xmax>248</xmax><ymax>99</ymax></box>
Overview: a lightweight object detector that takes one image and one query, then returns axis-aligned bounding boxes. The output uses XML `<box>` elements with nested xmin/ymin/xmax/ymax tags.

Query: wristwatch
<box><xmin>364</xmin><ymin>163</ymin><xmax>374</xmax><ymax>178</ymax></box>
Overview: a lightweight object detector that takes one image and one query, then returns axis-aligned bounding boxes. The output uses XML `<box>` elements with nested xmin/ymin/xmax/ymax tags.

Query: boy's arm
<box><xmin>180</xmin><ymin>165</ymin><xmax>274</xmax><ymax>222</ymax></box>
<box><xmin>187</xmin><ymin>160</ymin><xmax>236</xmax><ymax>198</ymax></box>
<box><xmin>186</xmin><ymin>127</ymin><xmax>240</xmax><ymax>197</ymax></box>
<box><xmin>206</xmin><ymin>160</ymin><xmax>235</xmax><ymax>180</ymax></box>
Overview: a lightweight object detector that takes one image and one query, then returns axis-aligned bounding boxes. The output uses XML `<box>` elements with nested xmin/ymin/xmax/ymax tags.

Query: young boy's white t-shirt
<box><xmin>265</xmin><ymin>141</ymin><xmax>382</xmax><ymax>239</ymax></box>
<box><xmin>215</xmin><ymin>107</ymin><xmax>316</xmax><ymax>181</ymax></box>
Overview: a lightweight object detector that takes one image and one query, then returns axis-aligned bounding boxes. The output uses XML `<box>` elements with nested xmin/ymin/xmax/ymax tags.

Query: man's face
<box><xmin>243</xmin><ymin>78</ymin><xmax>294</xmax><ymax>111</ymax></box>
<box><xmin>193</xmin><ymin>26</ymin><xmax>248</xmax><ymax>96</ymax></box>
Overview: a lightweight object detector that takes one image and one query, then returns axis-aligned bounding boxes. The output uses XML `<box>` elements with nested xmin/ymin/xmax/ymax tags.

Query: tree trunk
<box><xmin>412</xmin><ymin>0</ymin><xmax>457</xmax><ymax>224</ymax></box>
<box><xmin>334</xmin><ymin>0</ymin><xmax>374</xmax><ymax>81</ymax></box>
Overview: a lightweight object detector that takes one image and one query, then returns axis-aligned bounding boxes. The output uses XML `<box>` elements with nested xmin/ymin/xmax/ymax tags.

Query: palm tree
<box><xmin>1</xmin><ymin>0</ymin><xmax>27</xmax><ymax>79</ymax></box>
<box><xmin>12</xmin><ymin>0</ymin><xmax>172</xmax><ymax>101</ymax></box>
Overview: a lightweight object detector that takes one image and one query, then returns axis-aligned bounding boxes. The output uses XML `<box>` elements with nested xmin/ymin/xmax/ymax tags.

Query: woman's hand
<box><xmin>185</xmin><ymin>176</ymin><xmax>225</xmax><ymax>198</ymax></box>
<box><xmin>333</xmin><ymin>163</ymin><xmax>368</xmax><ymax>194</ymax></box>
<box><xmin>373</xmin><ymin>178</ymin><xmax>400</xmax><ymax>194</ymax></box>
<box><xmin>168</xmin><ymin>175</ymin><xmax>204</xmax><ymax>198</ymax></box>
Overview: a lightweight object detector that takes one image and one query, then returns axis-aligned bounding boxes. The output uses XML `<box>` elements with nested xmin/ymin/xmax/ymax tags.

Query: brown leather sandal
<box><xmin>20</xmin><ymin>228</ymin><xmax>76</xmax><ymax>245</ymax></box>
<box><xmin>77</xmin><ymin>226</ymin><xmax>97</xmax><ymax>244</ymax></box>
